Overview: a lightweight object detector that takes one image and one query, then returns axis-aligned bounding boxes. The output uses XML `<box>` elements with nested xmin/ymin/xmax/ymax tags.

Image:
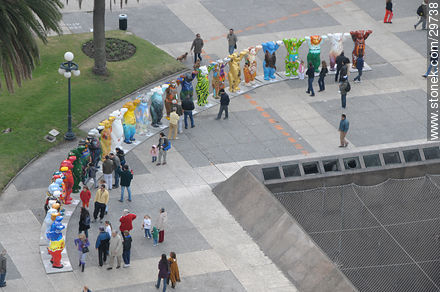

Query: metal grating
<box><xmin>274</xmin><ymin>175</ymin><xmax>440</xmax><ymax>291</ymax></box>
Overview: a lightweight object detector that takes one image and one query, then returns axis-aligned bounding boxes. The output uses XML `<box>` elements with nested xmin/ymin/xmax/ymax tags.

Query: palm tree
<box><xmin>76</xmin><ymin>0</ymin><xmax>137</xmax><ymax>76</ymax></box>
<box><xmin>0</xmin><ymin>0</ymin><xmax>63</xmax><ymax>92</ymax></box>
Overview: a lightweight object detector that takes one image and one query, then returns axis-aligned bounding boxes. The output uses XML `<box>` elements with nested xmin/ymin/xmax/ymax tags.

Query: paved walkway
<box><xmin>0</xmin><ymin>0</ymin><xmax>429</xmax><ymax>290</ymax></box>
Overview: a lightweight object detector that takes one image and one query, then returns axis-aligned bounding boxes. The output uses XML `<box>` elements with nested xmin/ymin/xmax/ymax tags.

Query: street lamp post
<box><xmin>58</xmin><ymin>52</ymin><xmax>80</xmax><ymax>141</ymax></box>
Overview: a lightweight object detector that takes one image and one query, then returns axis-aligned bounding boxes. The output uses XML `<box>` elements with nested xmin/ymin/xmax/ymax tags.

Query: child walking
<box><xmin>318</xmin><ymin>61</ymin><xmax>328</xmax><ymax>92</ymax></box>
<box><xmin>152</xmin><ymin>226</ymin><xmax>159</xmax><ymax>246</ymax></box>
<box><xmin>298</xmin><ymin>60</ymin><xmax>305</xmax><ymax>80</ymax></box>
<box><xmin>150</xmin><ymin>145</ymin><xmax>158</xmax><ymax>163</ymax></box>
<box><xmin>384</xmin><ymin>0</ymin><xmax>393</xmax><ymax>23</ymax></box>
<box><xmin>105</xmin><ymin>221</ymin><xmax>112</xmax><ymax>237</ymax></box>
<box><xmin>80</xmin><ymin>186</ymin><xmax>91</xmax><ymax>208</ymax></box>
<box><xmin>143</xmin><ymin>215</ymin><xmax>152</xmax><ymax>239</ymax></box>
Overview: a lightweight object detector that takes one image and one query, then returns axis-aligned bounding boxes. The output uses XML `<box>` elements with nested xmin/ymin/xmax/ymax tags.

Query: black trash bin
<box><xmin>119</xmin><ymin>14</ymin><xmax>127</xmax><ymax>30</ymax></box>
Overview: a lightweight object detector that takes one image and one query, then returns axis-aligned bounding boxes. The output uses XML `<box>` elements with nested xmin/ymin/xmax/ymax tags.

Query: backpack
<box><xmin>163</xmin><ymin>141</ymin><xmax>171</xmax><ymax>151</ymax></box>
<box><xmin>84</xmin><ymin>215</ymin><xmax>91</xmax><ymax>226</ymax></box>
<box><xmin>417</xmin><ymin>5</ymin><xmax>424</xmax><ymax>16</ymax></box>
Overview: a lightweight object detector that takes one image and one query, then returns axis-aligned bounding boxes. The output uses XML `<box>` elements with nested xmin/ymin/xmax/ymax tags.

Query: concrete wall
<box><xmin>213</xmin><ymin>167</ymin><xmax>357</xmax><ymax>292</ymax></box>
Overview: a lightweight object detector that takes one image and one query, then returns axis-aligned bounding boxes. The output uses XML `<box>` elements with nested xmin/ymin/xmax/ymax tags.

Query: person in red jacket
<box><xmin>119</xmin><ymin>209</ymin><xmax>136</xmax><ymax>236</ymax></box>
<box><xmin>80</xmin><ymin>186</ymin><xmax>91</xmax><ymax>208</ymax></box>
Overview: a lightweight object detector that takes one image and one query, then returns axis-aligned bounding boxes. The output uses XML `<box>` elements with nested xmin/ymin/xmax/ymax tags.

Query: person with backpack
<box><xmin>414</xmin><ymin>1</ymin><xmax>428</xmax><ymax>30</ymax></box>
<box><xmin>384</xmin><ymin>0</ymin><xmax>393</xmax><ymax>23</ymax></box>
<box><xmin>157</xmin><ymin>132</ymin><xmax>170</xmax><ymax>166</ymax></box>
<box><xmin>339</xmin><ymin>77</ymin><xmax>351</xmax><ymax>109</ymax></box>
<box><xmin>354</xmin><ymin>54</ymin><xmax>364</xmax><ymax>82</ymax></box>
<box><xmin>182</xmin><ymin>98</ymin><xmax>195</xmax><ymax>129</ymax></box>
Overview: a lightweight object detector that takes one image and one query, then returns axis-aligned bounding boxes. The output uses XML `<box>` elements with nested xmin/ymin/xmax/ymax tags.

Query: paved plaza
<box><xmin>0</xmin><ymin>0</ymin><xmax>430</xmax><ymax>290</ymax></box>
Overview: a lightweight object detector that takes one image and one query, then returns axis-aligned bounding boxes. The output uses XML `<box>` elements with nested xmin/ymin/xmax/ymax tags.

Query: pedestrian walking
<box><xmin>167</xmin><ymin>252</ymin><xmax>181</xmax><ymax>289</ymax></box>
<box><xmin>79</xmin><ymin>207</ymin><xmax>91</xmax><ymax>238</ymax></box>
<box><xmin>318</xmin><ymin>61</ymin><xmax>328</xmax><ymax>92</ymax></box>
<box><xmin>150</xmin><ymin>145</ymin><xmax>158</xmax><ymax>163</ymax></box>
<box><xmin>93</xmin><ymin>185</ymin><xmax>109</xmax><ymax>223</ymax></box>
<box><xmin>176</xmin><ymin>102</ymin><xmax>184</xmax><ymax>134</ymax></box>
<box><xmin>190</xmin><ymin>33</ymin><xmax>204</xmax><ymax>64</ymax></box>
<box><xmin>110</xmin><ymin>153</ymin><xmax>121</xmax><ymax>189</ymax></box>
<box><xmin>157</xmin><ymin>132</ymin><xmax>170</xmax><ymax>166</ymax></box>
<box><xmin>107</xmin><ymin>231</ymin><xmax>123</xmax><ymax>270</ymax></box>
<box><xmin>102</xmin><ymin>156</ymin><xmax>114</xmax><ymax>190</ymax></box>
<box><xmin>74</xmin><ymin>233</ymin><xmax>90</xmax><ymax>272</ymax></box>
<box><xmin>116</xmin><ymin>147</ymin><xmax>126</xmax><ymax>166</ymax></box>
<box><xmin>105</xmin><ymin>221</ymin><xmax>112</xmax><ymax>237</ymax></box>
<box><xmin>119</xmin><ymin>209</ymin><xmax>137</xmax><ymax>236</ymax></box>
<box><xmin>298</xmin><ymin>60</ymin><xmax>305</xmax><ymax>80</ymax></box>
<box><xmin>80</xmin><ymin>186</ymin><xmax>91</xmax><ymax>208</ymax></box>
<box><xmin>122</xmin><ymin>230</ymin><xmax>132</xmax><ymax>268</ymax></box>
<box><xmin>84</xmin><ymin>163</ymin><xmax>98</xmax><ymax>189</ymax></box>
<box><xmin>339</xmin><ymin>78</ymin><xmax>350</xmax><ymax>109</ymax></box>
<box><xmin>152</xmin><ymin>226</ymin><xmax>159</xmax><ymax>246</ymax></box>
<box><xmin>338</xmin><ymin>114</ymin><xmax>350</xmax><ymax>148</ymax></box>
<box><xmin>227</xmin><ymin>28</ymin><xmax>238</xmax><ymax>55</ymax></box>
<box><xmin>155</xmin><ymin>254</ymin><xmax>170</xmax><ymax>292</ymax></box>
<box><xmin>306</xmin><ymin>62</ymin><xmax>315</xmax><ymax>96</ymax></box>
<box><xmin>384</xmin><ymin>0</ymin><xmax>393</xmax><ymax>23</ymax></box>
<box><xmin>168</xmin><ymin>108</ymin><xmax>179</xmax><ymax>140</ymax></box>
<box><xmin>423</xmin><ymin>49</ymin><xmax>438</xmax><ymax>78</ymax></box>
<box><xmin>414</xmin><ymin>1</ymin><xmax>428</xmax><ymax>30</ymax></box>
<box><xmin>182</xmin><ymin>98</ymin><xmax>195</xmax><ymax>129</ymax></box>
<box><xmin>354</xmin><ymin>54</ymin><xmax>364</xmax><ymax>82</ymax></box>
<box><xmin>0</xmin><ymin>250</ymin><xmax>6</xmax><ymax>288</ymax></box>
<box><xmin>117</xmin><ymin>165</ymin><xmax>134</xmax><ymax>202</ymax></box>
<box><xmin>339</xmin><ymin>59</ymin><xmax>350</xmax><ymax>83</ymax></box>
<box><xmin>96</xmin><ymin>227</ymin><xmax>111</xmax><ymax>267</ymax></box>
<box><xmin>216</xmin><ymin>89</ymin><xmax>230</xmax><ymax>120</ymax></box>
<box><xmin>143</xmin><ymin>215</ymin><xmax>152</xmax><ymax>238</ymax></box>
<box><xmin>335</xmin><ymin>51</ymin><xmax>349</xmax><ymax>82</ymax></box>
<box><xmin>157</xmin><ymin>208</ymin><xmax>168</xmax><ymax>243</ymax></box>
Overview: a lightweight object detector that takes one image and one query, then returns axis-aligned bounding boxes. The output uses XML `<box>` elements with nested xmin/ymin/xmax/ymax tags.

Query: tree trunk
<box><xmin>93</xmin><ymin>0</ymin><xmax>107</xmax><ymax>75</ymax></box>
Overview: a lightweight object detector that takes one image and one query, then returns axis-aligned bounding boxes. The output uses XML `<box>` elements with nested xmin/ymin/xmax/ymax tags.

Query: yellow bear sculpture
<box><xmin>99</xmin><ymin>117</ymin><xmax>115</xmax><ymax>160</ymax></box>
<box><xmin>228</xmin><ymin>50</ymin><xmax>248</xmax><ymax>93</ymax></box>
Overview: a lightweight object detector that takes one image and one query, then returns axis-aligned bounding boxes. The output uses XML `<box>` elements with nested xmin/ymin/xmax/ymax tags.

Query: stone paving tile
<box><xmin>394</xmin><ymin>30</ymin><xmax>428</xmax><ymax>57</ymax></box>
<box><xmin>174</xmin><ymin>106</ymin><xmax>313</xmax><ymax>168</ymax></box>
<box><xmin>310</xmin><ymin>89</ymin><xmax>427</xmax><ymax>147</ymax></box>
<box><xmin>94</xmin><ymin>270</ymin><xmax>246</xmax><ymax>292</ymax></box>
<box><xmin>62</xmin><ymin>4</ymin><xmax>195</xmax><ymax>45</ymax></box>
<box><xmin>351</xmin><ymin>0</ymin><xmax>417</xmax><ymax>21</ymax></box>
<box><xmin>0</xmin><ymin>242</ymin><xmax>21</xmax><ymax>281</ymax></box>
<box><xmin>201</xmin><ymin>0</ymin><xmax>339</xmax><ymax>37</ymax></box>
<box><xmin>66</xmin><ymin>191</ymin><xmax>211</xmax><ymax>270</ymax></box>
<box><xmin>124</xmin><ymin>151</ymin><xmax>150</xmax><ymax>175</ymax></box>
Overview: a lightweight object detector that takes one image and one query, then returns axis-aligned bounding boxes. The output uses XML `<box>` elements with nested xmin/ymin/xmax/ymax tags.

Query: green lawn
<box><xmin>0</xmin><ymin>31</ymin><xmax>185</xmax><ymax>191</ymax></box>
